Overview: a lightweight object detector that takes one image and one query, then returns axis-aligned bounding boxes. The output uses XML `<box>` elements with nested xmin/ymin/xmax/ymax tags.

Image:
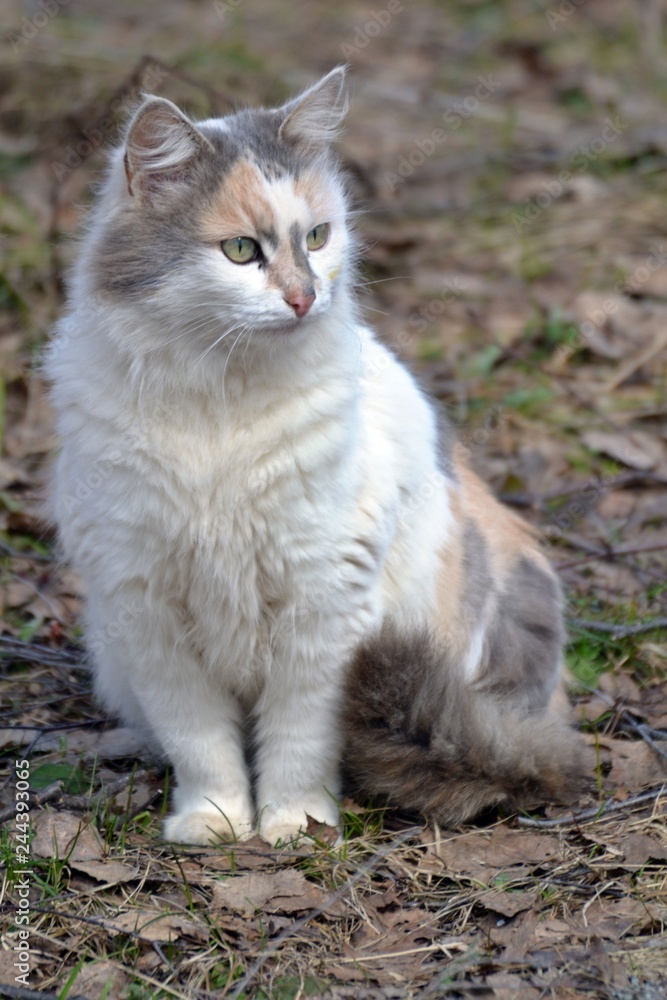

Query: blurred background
<box><xmin>1</xmin><ymin>0</ymin><xmax>666</xmax><ymax>681</ymax></box>
<box><xmin>2</xmin><ymin>6</ymin><xmax>667</xmax><ymax>995</ymax></box>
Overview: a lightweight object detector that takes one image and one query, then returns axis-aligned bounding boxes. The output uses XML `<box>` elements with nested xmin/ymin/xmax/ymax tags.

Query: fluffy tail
<box><xmin>342</xmin><ymin>627</ymin><xmax>590</xmax><ymax>825</ymax></box>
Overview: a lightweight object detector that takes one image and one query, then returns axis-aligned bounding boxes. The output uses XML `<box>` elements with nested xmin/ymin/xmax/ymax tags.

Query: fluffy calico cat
<box><xmin>46</xmin><ymin>67</ymin><xmax>589</xmax><ymax>846</ymax></box>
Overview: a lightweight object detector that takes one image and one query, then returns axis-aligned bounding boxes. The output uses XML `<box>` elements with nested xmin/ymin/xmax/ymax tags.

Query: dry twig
<box><xmin>557</xmin><ymin>543</ymin><xmax>667</xmax><ymax>571</ymax></box>
<box><xmin>0</xmin><ymin>636</ymin><xmax>87</xmax><ymax>671</ymax></box>
<box><xmin>518</xmin><ymin>785</ymin><xmax>666</xmax><ymax>829</ymax></box>
<box><xmin>0</xmin><ymin>988</ymin><xmax>85</xmax><ymax>1000</ymax></box>
<box><xmin>567</xmin><ymin>616</ymin><xmax>667</xmax><ymax>640</ymax></box>
<box><xmin>0</xmin><ymin>770</ymin><xmax>152</xmax><ymax>824</ymax></box>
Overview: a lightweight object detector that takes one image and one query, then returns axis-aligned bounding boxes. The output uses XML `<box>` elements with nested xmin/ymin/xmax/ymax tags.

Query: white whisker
<box><xmin>194</xmin><ymin>326</ymin><xmax>244</xmax><ymax>367</ymax></box>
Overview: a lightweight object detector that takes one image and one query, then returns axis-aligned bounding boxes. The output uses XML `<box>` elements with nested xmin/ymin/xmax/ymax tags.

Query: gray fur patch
<box><xmin>436</xmin><ymin>411</ymin><xmax>457</xmax><ymax>481</ymax></box>
<box><xmin>461</xmin><ymin>519</ymin><xmax>492</xmax><ymax>621</ymax></box>
<box><xmin>478</xmin><ymin>557</ymin><xmax>564</xmax><ymax>710</ymax></box>
<box><xmin>92</xmin><ymin>212</ymin><xmax>200</xmax><ymax>296</ymax></box>
<box><xmin>91</xmin><ymin>139</ymin><xmax>241</xmax><ymax>297</ymax></box>
<box><xmin>258</xmin><ymin>227</ymin><xmax>279</xmax><ymax>251</ymax></box>
<box><xmin>205</xmin><ymin>108</ymin><xmax>331</xmax><ymax>180</ymax></box>
<box><xmin>289</xmin><ymin>222</ymin><xmax>312</xmax><ymax>275</ymax></box>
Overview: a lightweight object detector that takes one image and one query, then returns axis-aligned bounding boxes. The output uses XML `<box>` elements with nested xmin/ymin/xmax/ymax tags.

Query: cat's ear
<box><xmin>278</xmin><ymin>66</ymin><xmax>348</xmax><ymax>149</ymax></box>
<box><xmin>124</xmin><ymin>96</ymin><xmax>213</xmax><ymax>202</ymax></box>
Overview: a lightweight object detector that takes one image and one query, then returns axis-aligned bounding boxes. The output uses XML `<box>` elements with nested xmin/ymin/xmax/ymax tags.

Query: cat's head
<box><xmin>87</xmin><ymin>67</ymin><xmax>355</xmax><ymax>361</ymax></box>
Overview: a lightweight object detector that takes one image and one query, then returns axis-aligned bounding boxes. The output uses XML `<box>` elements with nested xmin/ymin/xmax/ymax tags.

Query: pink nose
<box><xmin>285</xmin><ymin>291</ymin><xmax>316</xmax><ymax>318</ymax></box>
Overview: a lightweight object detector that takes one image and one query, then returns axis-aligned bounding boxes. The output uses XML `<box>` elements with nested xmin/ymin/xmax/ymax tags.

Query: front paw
<box><xmin>259</xmin><ymin>803</ymin><xmax>340</xmax><ymax>847</ymax></box>
<box><xmin>164</xmin><ymin>808</ymin><xmax>254</xmax><ymax>846</ymax></box>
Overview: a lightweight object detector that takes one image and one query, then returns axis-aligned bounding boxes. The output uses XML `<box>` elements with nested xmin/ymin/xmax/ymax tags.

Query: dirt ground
<box><xmin>1</xmin><ymin>0</ymin><xmax>667</xmax><ymax>997</ymax></box>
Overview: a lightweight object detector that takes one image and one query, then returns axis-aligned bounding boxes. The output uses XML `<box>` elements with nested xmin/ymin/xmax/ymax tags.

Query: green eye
<box><xmin>306</xmin><ymin>223</ymin><xmax>330</xmax><ymax>251</ymax></box>
<box><xmin>221</xmin><ymin>236</ymin><xmax>260</xmax><ymax>264</ymax></box>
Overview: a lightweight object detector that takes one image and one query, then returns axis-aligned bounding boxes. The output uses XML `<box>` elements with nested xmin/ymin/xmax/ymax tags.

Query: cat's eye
<box><xmin>306</xmin><ymin>223</ymin><xmax>330</xmax><ymax>251</ymax></box>
<box><xmin>221</xmin><ymin>236</ymin><xmax>261</xmax><ymax>264</ymax></box>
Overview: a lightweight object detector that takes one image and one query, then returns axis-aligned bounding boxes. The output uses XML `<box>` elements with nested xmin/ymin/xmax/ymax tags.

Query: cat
<box><xmin>45</xmin><ymin>67</ymin><xmax>589</xmax><ymax>847</ymax></box>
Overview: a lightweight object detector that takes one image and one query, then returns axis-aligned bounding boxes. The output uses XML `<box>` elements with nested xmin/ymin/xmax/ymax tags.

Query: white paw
<box><xmin>259</xmin><ymin>802</ymin><xmax>340</xmax><ymax>847</ymax></box>
<box><xmin>164</xmin><ymin>809</ymin><xmax>254</xmax><ymax>846</ymax></box>
<box><xmin>259</xmin><ymin>819</ymin><xmax>306</xmax><ymax>847</ymax></box>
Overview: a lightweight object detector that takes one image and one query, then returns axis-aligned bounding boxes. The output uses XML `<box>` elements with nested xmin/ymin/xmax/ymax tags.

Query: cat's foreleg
<box><xmin>253</xmin><ymin>655</ymin><xmax>343</xmax><ymax>846</ymax></box>
<box><xmin>161</xmin><ymin>693</ymin><xmax>254</xmax><ymax>846</ymax></box>
<box><xmin>90</xmin><ymin>590</ymin><xmax>254</xmax><ymax>845</ymax></box>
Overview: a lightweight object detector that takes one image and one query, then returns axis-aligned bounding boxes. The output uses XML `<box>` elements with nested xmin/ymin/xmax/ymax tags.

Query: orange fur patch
<box><xmin>435</xmin><ymin>535</ymin><xmax>466</xmax><ymax>655</ymax></box>
<box><xmin>435</xmin><ymin>447</ymin><xmax>558</xmax><ymax>656</ymax></box>
<box><xmin>453</xmin><ymin>445</ymin><xmax>546</xmax><ymax>576</ymax></box>
<box><xmin>198</xmin><ymin>160</ymin><xmax>277</xmax><ymax>243</ymax></box>
<box><xmin>434</xmin><ymin>480</ymin><xmax>466</xmax><ymax>652</ymax></box>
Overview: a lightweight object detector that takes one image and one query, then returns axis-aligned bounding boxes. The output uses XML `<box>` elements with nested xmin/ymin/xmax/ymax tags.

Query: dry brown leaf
<box><xmin>487</xmin><ymin>910</ymin><xmax>541</xmax><ymax>962</ymax></box>
<box><xmin>211</xmin><ymin>869</ymin><xmax>345</xmax><ymax>917</ymax></box>
<box><xmin>476</xmin><ymin>887</ymin><xmax>540</xmax><ymax>918</ymax></box>
<box><xmin>209</xmin><ymin>909</ymin><xmax>288</xmax><ymax>945</ymax></box>
<box><xmin>85</xmin><ymin>726</ymin><xmax>146</xmax><ymax>762</ymax></box>
<box><xmin>598</xmin><ymin>670</ymin><xmax>643</xmax><ymax>705</ymax></box>
<box><xmin>423</xmin><ymin>827</ymin><xmax>563</xmax><ymax>879</ymax></box>
<box><xmin>582</xmin><ymin>430</ymin><xmax>666</xmax><ymax>471</ymax></box>
<box><xmin>69</xmin><ymin>859</ymin><xmax>140</xmax><ymax>884</ymax></box>
<box><xmin>70</xmin><ymin>960</ymin><xmax>130</xmax><ymax>997</ymax></box>
<box><xmin>106</xmin><ymin>907</ymin><xmax>206</xmax><ymax>942</ymax></box>
<box><xmin>581</xmin><ymin>832</ymin><xmax>667</xmax><ymax>869</ymax></box>
<box><xmin>535</xmin><ymin>916</ymin><xmax>572</xmax><ymax>941</ymax></box>
<box><xmin>31</xmin><ymin>810</ymin><xmax>104</xmax><ymax>862</ymax></box>
<box><xmin>570</xmin><ymin>293</ymin><xmax>630</xmax><ymax>359</ymax></box>
<box><xmin>641</xmin><ymin>682</ymin><xmax>667</xmax><ymax>728</ymax></box>
<box><xmin>579</xmin><ymin>694</ymin><xmax>614</xmax><ymax>723</ymax></box>
<box><xmin>201</xmin><ymin>836</ymin><xmax>280</xmax><ymax>873</ymax></box>
<box><xmin>618</xmin><ymin>833</ymin><xmax>667</xmax><ymax>867</ymax></box>
<box><xmin>484</xmin><ymin>972</ymin><xmax>542</xmax><ymax>1000</ymax></box>
<box><xmin>112</xmin><ymin>780</ymin><xmax>158</xmax><ymax>815</ymax></box>
<box><xmin>574</xmin><ymin>897</ymin><xmax>666</xmax><ymax>939</ymax></box>
<box><xmin>605</xmin><ymin>328</ymin><xmax>667</xmax><ymax>391</ymax></box>
<box><xmin>132</xmin><ymin>859</ymin><xmax>209</xmax><ymax>888</ymax></box>
<box><xmin>0</xmin><ymin>947</ymin><xmax>42</xmax><ymax>986</ymax></box>
<box><xmin>570</xmin><ymin>293</ymin><xmax>667</xmax><ymax>361</ymax></box>
<box><xmin>607</xmin><ymin>740</ymin><xmax>667</xmax><ymax>789</ymax></box>
<box><xmin>566</xmin><ymin>559</ymin><xmax>646</xmax><ymax>601</ymax></box>
<box><xmin>0</xmin><ymin>727</ymin><xmax>37</xmax><ymax>750</ymax></box>
<box><xmin>305</xmin><ymin>812</ymin><xmax>339</xmax><ymax>845</ymax></box>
